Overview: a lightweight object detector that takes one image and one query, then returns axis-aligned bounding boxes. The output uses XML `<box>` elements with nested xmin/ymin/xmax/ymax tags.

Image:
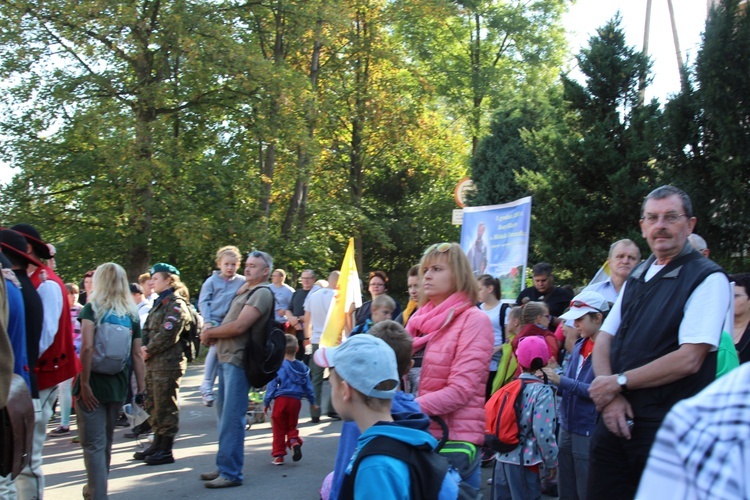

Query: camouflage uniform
<box><xmin>142</xmin><ymin>293</ymin><xmax>192</xmax><ymax>438</ymax></box>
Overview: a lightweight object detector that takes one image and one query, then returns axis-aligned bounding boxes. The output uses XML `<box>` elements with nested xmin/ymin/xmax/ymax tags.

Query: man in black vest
<box><xmin>587</xmin><ymin>186</ymin><xmax>730</xmax><ymax>499</ymax></box>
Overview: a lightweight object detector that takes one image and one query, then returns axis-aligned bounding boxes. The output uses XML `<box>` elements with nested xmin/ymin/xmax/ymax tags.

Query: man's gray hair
<box><xmin>249</xmin><ymin>250</ymin><xmax>273</xmax><ymax>271</ymax></box>
<box><xmin>609</xmin><ymin>239</ymin><xmax>641</xmax><ymax>260</ymax></box>
<box><xmin>642</xmin><ymin>185</ymin><xmax>694</xmax><ymax>218</ymax></box>
<box><xmin>688</xmin><ymin>234</ymin><xmax>708</xmax><ymax>252</ymax></box>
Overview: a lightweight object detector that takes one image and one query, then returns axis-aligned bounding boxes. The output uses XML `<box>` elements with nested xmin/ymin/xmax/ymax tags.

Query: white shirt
<box><xmin>583</xmin><ymin>278</ymin><xmax>620</xmax><ymax>305</ymax></box>
<box><xmin>304</xmin><ymin>287</ymin><xmax>336</xmax><ymax>344</ymax></box>
<box><xmin>601</xmin><ymin>264</ymin><xmax>729</xmax><ymax>349</ymax></box>
<box><xmin>37</xmin><ymin>280</ymin><xmax>63</xmax><ymax>356</ymax></box>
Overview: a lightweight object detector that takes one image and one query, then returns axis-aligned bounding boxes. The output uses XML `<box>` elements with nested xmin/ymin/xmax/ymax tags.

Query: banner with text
<box><xmin>460</xmin><ymin>196</ymin><xmax>532</xmax><ymax>302</ymax></box>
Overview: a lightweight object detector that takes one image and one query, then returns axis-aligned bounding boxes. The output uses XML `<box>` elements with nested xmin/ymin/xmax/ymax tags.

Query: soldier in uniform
<box><xmin>135</xmin><ymin>263</ymin><xmax>194</xmax><ymax>466</ymax></box>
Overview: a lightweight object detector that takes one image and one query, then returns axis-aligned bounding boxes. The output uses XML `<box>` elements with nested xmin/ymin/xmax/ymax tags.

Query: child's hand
<box><xmin>264</xmin><ymin>406</ymin><xmax>270</xmax><ymax>415</ymax></box>
<box><xmin>311</xmin><ymin>405</ymin><xmax>320</xmax><ymax>412</ymax></box>
<box><xmin>547</xmin><ymin>467</ymin><xmax>557</xmax><ymax>480</ymax></box>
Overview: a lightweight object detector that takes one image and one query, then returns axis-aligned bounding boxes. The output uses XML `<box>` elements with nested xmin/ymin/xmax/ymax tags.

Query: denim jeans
<box><xmin>215</xmin><ymin>362</ymin><xmax>249</xmax><ymax>483</ymax></box>
<box><xmin>493</xmin><ymin>461</ymin><xmax>541</xmax><ymax>500</ymax></box>
<box><xmin>76</xmin><ymin>399</ymin><xmax>122</xmax><ymax>500</ymax></box>
<box><xmin>558</xmin><ymin>429</ymin><xmax>591</xmax><ymax>500</ymax></box>
<box><xmin>58</xmin><ymin>377</ymin><xmax>74</xmax><ymax>427</ymax></box>
<box><xmin>200</xmin><ymin>344</ymin><xmax>219</xmax><ymax>394</ymax></box>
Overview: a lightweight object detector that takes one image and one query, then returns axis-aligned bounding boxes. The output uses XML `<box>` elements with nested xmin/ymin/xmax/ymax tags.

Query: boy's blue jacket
<box><xmin>263</xmin><ymin>359</ymin><xmax>315</xmax><ymax>406</ymax></box>
<box><xmin>558</xmin><ymin>337</ymin><xmax>597</xmax><ymax>436</ymax></box>
<box><xmin>331</xmin><ymin>391</ymin><xmax>419</xmax><ymax>499</ymax></box>
<box><xmin>340</xmin><ymin>402</ymin><xmax>459</xmax><ymax>500</ymax></box>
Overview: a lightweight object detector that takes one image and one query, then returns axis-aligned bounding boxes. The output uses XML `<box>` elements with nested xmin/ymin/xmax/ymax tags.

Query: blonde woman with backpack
<box><xmin>75</xmin><ymin>263</ymin><xmax>145</xmax><ymax>499</ymax></box>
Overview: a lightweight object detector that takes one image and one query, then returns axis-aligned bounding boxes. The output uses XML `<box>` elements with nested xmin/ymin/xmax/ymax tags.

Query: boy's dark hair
<box><xmin>284</xmin><ymin>333</ymin><xmax>299</xmax><ymax>355</ymax></box>
<box><xmin>368</xmin><ymin>320</ymin><xmax>412</xmax><ymax>378</ymax></box>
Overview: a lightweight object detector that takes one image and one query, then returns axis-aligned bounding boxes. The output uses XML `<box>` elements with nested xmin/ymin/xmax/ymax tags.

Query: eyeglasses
<box><xmin>640</xmin><ymin>213</ymin><xmax>686</xmax><ymax>225</ymax></box>
<box><xmin>570</xmin><ymin>300</ymin><xmax>602</xmax><ymax>312</ymax></box>
<box><xmin>423</xmin><ymin>242</ymin><xmax>452</xmax><ymax>255</ymax></box>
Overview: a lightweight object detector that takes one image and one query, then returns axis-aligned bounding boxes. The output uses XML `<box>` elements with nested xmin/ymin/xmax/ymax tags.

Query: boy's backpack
<box><xmin>91</xmin><ymin>314</ymin><xmax>133</xmax><ymax>375</ymax></box>
<box><xmin>339</xmin><ymin>435</ymin><xmax>457</xmax><ymax>500</ymax></box>
<box><xmin>484</xmin><ymin>378</ymin><xmax>540</xmax><ymax>453</ymax></box>
<box><xmin>242</xmin><ymin>286</ymin><xmax>286</xmax><ymax>388</ymax></box>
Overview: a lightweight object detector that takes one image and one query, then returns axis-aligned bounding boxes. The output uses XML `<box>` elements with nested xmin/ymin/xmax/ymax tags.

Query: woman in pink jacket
<box><xmin>406</xmin><ymin>242</ymin><xmax>494</xmax><ymax>495</ymax></box>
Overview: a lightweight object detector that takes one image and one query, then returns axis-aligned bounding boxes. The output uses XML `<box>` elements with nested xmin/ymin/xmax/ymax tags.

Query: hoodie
<box><xmin>198</xmin><ymin>271</ymin><xmax>246</xmax><ymax>325</ymax></box>
<box><xmin>339</xmin><ymin>405</ymin><xmax>459</xmax><ymax>500</ymax></box>
<box><xmin>263</xmin><ymin>359</ymin><xmax>315</xmax><ymax>406</ymax></box>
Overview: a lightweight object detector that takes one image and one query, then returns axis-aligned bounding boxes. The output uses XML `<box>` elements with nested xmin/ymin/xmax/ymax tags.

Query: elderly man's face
<box><xmin>245</xmin><ymin>256</ymin><xmax>270</xmax><ymax>286</ymax></box>
<box><xmin>640</xmin><ymin>195</ymin><xmax>696</xmax><ymax>263</ymax></box>
<box><xmin>533</xmin><ymin>273</ymin><xmax>553</xmax><ymax>294</ymax></box>
<box><xmin>300</xmin><ymin>271</ymin><xmax>315</xmax><ymax>290</ymax></box>
<box><xmin>609</xmin><ymin>243</ymin><xmax>640</xmax><ymax>280</ymax></box>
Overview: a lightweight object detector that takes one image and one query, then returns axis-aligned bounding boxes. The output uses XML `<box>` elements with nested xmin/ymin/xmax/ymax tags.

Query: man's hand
<box><xmin>601</xmin><ymin>395</ymin><xmax>634</xmax><ymax>439</ymax></box>
<box><xmin>141</xmin><ymin>345</ymin><xmax>149</xmax><ymax>361</ymax></box>
<box><xmin>200</xmin><ymin>326</ymin><xmax>212</xmax><ymax>345</ymax></box>
<box><xmin>589</xmin><ymin>374</ymin><xmax>620</xmax><ymax>411</ymax></box>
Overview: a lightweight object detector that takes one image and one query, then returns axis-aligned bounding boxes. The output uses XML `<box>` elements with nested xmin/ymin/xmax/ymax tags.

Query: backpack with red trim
<box><xmin>484</xmin><ymin>378</ymin><xmax>540</xmax><ymax>453</ymax></box>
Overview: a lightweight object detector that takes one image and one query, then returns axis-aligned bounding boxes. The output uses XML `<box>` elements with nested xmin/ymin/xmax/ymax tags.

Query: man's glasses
<box><xmin>640</xmin><ymin>213</ymin><xmax>686</xmax><ymax>225</ymax></box>
<box><xmin>423</xmin><ymin>242</ymin><xmax>452</xmax><ymax>255</ymax></box>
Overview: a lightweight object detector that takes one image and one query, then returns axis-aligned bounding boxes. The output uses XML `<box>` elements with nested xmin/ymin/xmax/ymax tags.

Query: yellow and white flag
<box><xmin>320</xmin><ymin>238</ymin><xmax>362</xmax><ymax>347</ymax></box>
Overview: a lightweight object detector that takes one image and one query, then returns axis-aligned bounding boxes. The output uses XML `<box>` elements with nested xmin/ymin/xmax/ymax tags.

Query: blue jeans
<box><xmin>200</xmin><ymin>344</ymin><xmax>219</xmax><ymax>394</ymax></box>
<box><xmin>494</xmin><ymin>461</ymin><xmax>541</xmax><ymax>500</ymax></box>
<box><xmin>558</xmin><ymin>429</ymin><xmax>591</xmax><ymax>500</ymax></box>
<box><xmin>215</xmin><ymin>362</ymin><xmax>249</xmax><ymax>483</ymax></box>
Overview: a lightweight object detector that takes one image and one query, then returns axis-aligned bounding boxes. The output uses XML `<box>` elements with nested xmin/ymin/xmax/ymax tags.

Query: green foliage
<box><xmin>661</xmin><ymin>0</ymin><xmax>750</xmax><ymax>271</ymax></box>
<box><xmin>517</xmin><ymin>16</ymin><xmax>661</xmax><ymax>284</ymax></box>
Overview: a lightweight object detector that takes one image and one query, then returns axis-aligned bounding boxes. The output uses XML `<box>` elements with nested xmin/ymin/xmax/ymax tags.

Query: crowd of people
<box><xmin>0</xmin><ymin>184</ymin><xmax>748</xmax><ymax>499</ymax></box>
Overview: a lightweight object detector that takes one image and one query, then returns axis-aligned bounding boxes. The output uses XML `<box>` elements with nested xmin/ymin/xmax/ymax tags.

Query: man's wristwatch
<box><xmin>617</xmin><ymin>373</ymin><xmax>629</xmax><ymax>394</ymax></box>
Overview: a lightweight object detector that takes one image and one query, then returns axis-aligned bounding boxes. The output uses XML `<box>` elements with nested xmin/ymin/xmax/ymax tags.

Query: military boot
<box><xmin>133</xmin><ymin>434</ymin><xmax>162</xmax><ymax>460</ymax></box>
<box><xmin>145</xmin><ymin>435</ymin><xmax>175</xmax><ymax>465</ymax></box>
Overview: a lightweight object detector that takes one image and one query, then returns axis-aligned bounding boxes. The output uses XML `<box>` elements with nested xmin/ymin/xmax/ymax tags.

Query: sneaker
<box><xmin>292</xmin><ymin>443</ymin><xmax>302</xmax><ymax>462</ymax></box>
<box><xmin>200</xmin><ymin>470</ymin><xmax>220</xmax><ymax>481</ymax></box>
<box><xmin>201</xmin><ymin>392</ymin><xmax>214</xmax><ymax>407</ymax></box>
<box><xmin>71</xmin><ymin>435</ymin><xmax>80</xmax><ymax>444</ymax></box>
<box><xmin>310</xmin><ymin>416</ymin><xmax>320</xmax><ymax>423</ymax></box>
<box><xmin>115</xmin><ymin>413</ymin><xmax>129</xmax><ymax>427</ymax></box>
<box><xmin>204</xmin><ymin>476</ymin><xmax>242</xmax><ymax>489</ymax></box>
<box><xmin>327</xmin><ymin>411</ymin><xmax>341</xmax><ymax>421</ymax></box>
<box><xmin>272</xmin><ymin>456</ymin><xmax>284</xmax><ymax>466</ymax></box>
<box><xmin>50</xmin><ymin>426</ymin><xmax>70</xmax><ymax>435</ymax></box>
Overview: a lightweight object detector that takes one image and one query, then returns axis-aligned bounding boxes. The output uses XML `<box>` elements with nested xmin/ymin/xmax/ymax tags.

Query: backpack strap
<box><xmin>340</xmin><ymin>435</ymin><xmax>448</xmax><ymax>500</ymax></box>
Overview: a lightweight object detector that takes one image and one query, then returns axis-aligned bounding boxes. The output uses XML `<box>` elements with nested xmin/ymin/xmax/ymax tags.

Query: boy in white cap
<box><xmin>543</xmin><ymin>290</ymin><xmax>609</xmax><ymax>500</ymax></box>
<box><xmin>315</xmin><ymin>334</ymin><xmax>458</xmax><ymax>499</ymax></box>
